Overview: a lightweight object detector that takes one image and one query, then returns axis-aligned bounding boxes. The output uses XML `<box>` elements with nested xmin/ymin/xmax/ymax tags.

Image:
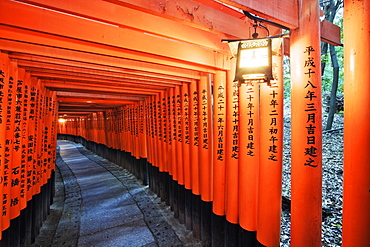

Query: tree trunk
<box><xmin>321</xmin><ymin>42</ymin><xmax>329</xmax><ymax>76</ymax></box>
<box><xmin>320</xmin><ymin>0</ymin><xmax>343</xmax><ymax>130</ymax></box>
<box><xmin>325</xmin><ymin>44</ymin><xmax>340</xmax><ymax>130</ymax></box>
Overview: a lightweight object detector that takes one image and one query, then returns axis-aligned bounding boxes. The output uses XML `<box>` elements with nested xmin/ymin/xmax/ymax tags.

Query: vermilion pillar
<box><xmin>37</xmin><ymin>84</ymin><xmax>47</xmax><ymax>186</ymax></box>
<box><xmin>8</xmin><ymin>60</ymin><xmax>20</xmax><ymax>220</ymax></box>
<box><xmin>182</xmin><ymin>83</ymin><xmax>191</xmax><ymax>190</ymax></box>
<box><xmin>175</xmin><ymin>85</ymin><xmax>184</xmax><ymax>185</ymax></box>
<box><xmin>190</xmin><ymin>79</ymin><xmax>200</xmax><ymax>195</ymax></box>
<box><xmin>212</xmin><ymin>70</ymin><xmax>226</xmax><ymax>216</ymax></box>
<box><xmin>148</xmin><ymin>97</ymin><xmax>155</xmax><ymax>167</ymax></box>
<box><xmin>18</xmin><ymin>68</ymin><xmax>28</xmax><ymax>210</ymax></box>
<box><xmin>163</xmin><ymin>90</ymin><xmax>170</xmax><ymax>172</ymax></box>
<box><xmin>146</xmin><ymin>100</ymin><xmax>152</xmax><ymax>160</ymax></box>
<box><xmin>0</xmin><ymin>53</ymin><xmax>10</xmax><ymax>234</ymax></box>
<box><xmin>290</xmin><ymin>0</ymin><xmax>322</xmax><ymax>246</ymax></box>
<box><xmin>134</xmin><ymin>103</ymin><xmax>141</xmax><ymax>159</ymax></box>
<box><xmin>139</xmin><ymin>101</ymin><xmax>147</xmax><ymax>159</ymax></box>
<box><xmin>198</xmin><ymin>73</ymin><xmax>213</xmax><ymax>202</ymax></box>
<box><xmin>25</xmin><ymin>73</ymin><xmax>34</xmax><ymax>203</ymax></box>
<box><xmin>225</xmin><ymin>76</ymin><xmax>239</xmax><ymax>223</ymax></box>
<box><xmin>158</xmin><ymin>91</ymin><xmax>165</xmax><ymax>172</ymax></box>
<box><xmin>123</xmin><ymin>107</ymin><xmax>129</xmax><ymax>156</ymax></box>
<box><xmin>28</xmin><ymin>78</ymin><xmax>38</xmax><ymax>198</ymax></box>
<box><xmin>152</xmin><ymin>96</ymin><xmax>159</xmax><ymax>168</ymax></box>
<box><xmin>49</xmin><ymin>90</ymin><xmax>57</xmax><ymax>176</ymax></box>
<box><xmin>119</xmin><ymin>107</ymin><xmax>125</xmax><ymax>153</ymax></box>
<box><xmin>169</xmin><ymin>87</ymin><xmax>176</xmax><ymax>179</ymax></box>
<box><xmin>239</xmin><ymin>81</ymin><xmax>260</xmax><ymax>231</ymax></box>
<box><xmin>257</xmin><ymin>49</ymin><xmax>284</xmax><ymax>247</ymax></box>
<box><xmin>342</xmin><ymin>0</ymin><xmax>370</xmax><ymax>246</ymax></box>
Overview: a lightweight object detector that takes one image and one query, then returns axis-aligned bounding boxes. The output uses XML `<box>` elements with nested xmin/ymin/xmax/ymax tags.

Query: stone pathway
<box><xmin>33</xmin><ymin>140</ymin><xmax>201</xmax><ymax>247</ymax></box>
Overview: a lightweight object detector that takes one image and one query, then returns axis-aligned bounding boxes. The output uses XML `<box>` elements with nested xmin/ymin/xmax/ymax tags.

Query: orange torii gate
<box><xmin>1</xmin><ymin>0</ymin><xmax>369</xmax><ymax>246</ymax></box>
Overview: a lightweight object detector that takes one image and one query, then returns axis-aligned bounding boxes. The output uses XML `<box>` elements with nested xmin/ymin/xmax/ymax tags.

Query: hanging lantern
<box><xmin>234</xmin><ymin>38</ymin><xmax>272</xmax><ymax>83</ymax></box>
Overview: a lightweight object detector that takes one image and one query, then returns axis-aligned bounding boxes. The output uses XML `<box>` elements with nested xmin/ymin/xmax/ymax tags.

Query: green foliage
<box><xmin>283</xmin><ymin>56</ymin><xmax>291</xmax><ymax>99</ymax></box>
<box><xmin>322</xmin><ymin>45</ymin><xmax>344</xmax><ymax>93</ymax></box>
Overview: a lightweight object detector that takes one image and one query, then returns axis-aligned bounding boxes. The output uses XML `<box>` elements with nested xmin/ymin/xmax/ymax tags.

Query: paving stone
<box><xmin>33</xmin><ymin>140</ymin><xmax>203</xmax><ymax>246</ymax></box>
<box><xmin>78</xmin><ymin>222</ymin><xmax>154</xmax><ymax>247</ymax></box>
<box><xmin>53</xmin><ymin>141</ymin><xmax>185</xmax><ymax>246</ymax></box>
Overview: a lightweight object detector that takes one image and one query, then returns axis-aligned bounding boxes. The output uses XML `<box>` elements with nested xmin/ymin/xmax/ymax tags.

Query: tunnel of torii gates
<box><xmin>0</xmin><ymin>0</ymin><xmax>369</xmax><ymax>246</ymax></box>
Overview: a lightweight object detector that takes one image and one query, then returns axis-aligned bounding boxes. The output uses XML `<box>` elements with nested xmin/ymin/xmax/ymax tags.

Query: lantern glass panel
<box><xmin>239</xmin><ymin>47</ymin><xmax>269</xmax><ymax>68</ymax></box>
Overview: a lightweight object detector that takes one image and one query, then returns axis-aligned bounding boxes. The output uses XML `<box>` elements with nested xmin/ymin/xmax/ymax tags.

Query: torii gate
<box><xmin>0</xmin><ymin>0</ymin><xmax>368</xmax><ymax>246</ymax></box>
<box><xmin>218</xmin><ymin>0</ymin><xmax>369</xmax><ymax>246</ymax></box>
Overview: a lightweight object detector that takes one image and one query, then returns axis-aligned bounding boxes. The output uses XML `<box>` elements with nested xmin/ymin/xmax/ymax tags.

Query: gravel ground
<box><xmin>281</xmin><ymin>99</ymin><xmax>344</xmax><ymax>246</ymax></box>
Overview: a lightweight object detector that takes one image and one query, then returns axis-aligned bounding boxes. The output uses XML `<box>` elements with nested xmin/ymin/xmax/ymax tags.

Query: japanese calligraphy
<box><xmin>230</xmin><ymin>82</ymin><xmax>239</xmax><ymax>159</ymax></box>
<box><xmin>201</xmin><ymin>89</ymin><xmax>208</xmax><ymax>149</ymax></box>
<box><xmin>176</xmin><ymin>94</ymin><xmax>182</xmax><ymax>143</ymax></box>
<box><xmin>245</xmin><ymin>82</ymin><xmax>256</xmax><ymax>157</ymax></box>
<box><xmin>193</xmin><ymin>91</ymin><xmax>199</xmax><ymax>147</ymax></box>
<box><xmin>216</xmin><ymin>85</ymin><xmax>225</xmax><ymax>161</ymax></box>
<box><xmin>267</xmin><ymin>82</ymin><xmax>279</xmax><ymax>162</ymax></box>
<box><xmin>183</xmin><ymin>92</ymin><xmax>190</xmax><ymax>145</ymax></box>
<box><xmin>303</xmin><ymin>46</ymin><xmax>319</xmax><ymax>167</ymax></box>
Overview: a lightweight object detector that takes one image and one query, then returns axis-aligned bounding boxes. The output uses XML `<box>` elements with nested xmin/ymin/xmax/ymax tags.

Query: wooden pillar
<box><xmin>134</xmin><ymin>103</ymin><xmax>141</xmax><ymax>160</ymax></box>
<box><xmin>0</xmin><ymin>53</ymin><xmax>10</xmax><ymax>238</ymax></box>
<box><xmin>224</xmin><ymin>70</ymin><xmax>239</xmax><ymax>246</ymax></box>
<box><xmin>169</xmin><ymin>87</ymin><xmax>178</xmax><ymax>216</ymax></box>
<box><xmin>225</xmin><ymin>77</ymin><xmax>239</xmax><ymax>225</ymax></box>
<box><xmin>182</xmin><ymin>83</ymin><xmax>191</xmax><ymax>191</ymax></box>
<box><xmin>212</xmin><ymin>70</ymin><xmax>226</xmax><ymax>217</ymax></box>
<box><xmin>256</xmin><ymin>43</ymin><xmax>284</xmax><ymax>247</ymax></box>
<box><xmin>181</xmin><ymin>84</ymin><xmax>192</xmax><ymax>230</ymax></box>
<box><xmin>146</xmin><ymin>98</ymin><xmax>153</xmax><ymax>166</ymax></box>
<box><xmin>175</xmin><ymin>85</ymin><xmax>184</xmax><ymax>186</ymax></box>
<box><xmin>212</xmin><ymin>71</ymin><xmax>227</xmax><ymax>246</ymax></box>
<box><xmin>239</xmin><ymin>80</ymin><xmax>260</xmax><ymax>232</ymax></box>
<box><xmin>198</xmin><ymin>73</ymin><xmax>213</xmax><ymax>202</ymax></box>
<box><xmin>157</xmin><ymin>92</ymin><xmax>164</xmax><ymax>173</ymax></box>
<box><xmin>175</xmin><ymin>85</ymin><xmax>185</xmax><ymax>224</ymax></box>
<box><xmin>27</xmin><ymin>78</ymin><xmax>38</xmax><ymax>200</ymax></box>
<box><xmin>198</xmin><ymin>73</ymin><xmax>213</xmax><ymax>246</ymax></box>
<box><xmin>168</xmin><ymin>87</ymin><xmax>176</xmax><ymax>180</ymax></box>
<box><xmin>18</xmin><ymin>68</ymin><xmax>29</xmax><ymax>212</ymax></box>
<box><xmin>6</xmin><ymin>60</ymin><xmax>19</xmax><ymax>227</ymax></box>
<box><xmin>290</xmin><ymin>0</ymin><xmax>322</xmax><ymax>246</ymax></box>
<box><xmin>189</xmin><ymin>79</ymin><xmax>201</xmax><ymax>238</ymax></box>
<box><xmin>342</xmin><ymin>1</ymin><xmax>370</xmax><ymax>246</ymax></box>
<box><xmin>190</xmin><ymin>79</ymin><xmax>200</xmax><ymax>196</ymax></box>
